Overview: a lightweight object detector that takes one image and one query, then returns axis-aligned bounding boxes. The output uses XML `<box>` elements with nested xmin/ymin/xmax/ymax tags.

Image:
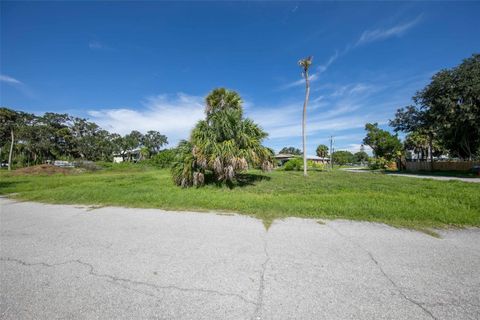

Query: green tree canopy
<box><xmin>172</xmin><ymin>88</ymin><xmax>273</xmax><ymax>187</ymax></box>
<box><xmin>363</xmin><ymin>123</ymin><xmax>402</xmax><ymax>161</ymax></box>
<box><xmin>279</xmin><ymin>146</ymin><xmax>301</xmax><ymax>155</ymax></box>
<box><xmin>332</xmin><ymin>150</ymin><xmax>354</xmax><ymax>165</ymax></box>
<box><xmin>354</xmin><ymin>151</ymin><xmax>369</xmax><ymax>163</ymax></box>
<box><xmin>143</xmin><ymin>130</ymin><xmax>168</xmax><ymax>156</ymax></box>
<box><xmin>0</xmin><ymin>108</ymin><xmax>168</xmax><ymax>166</ymax></box>
<box><xmin>390</xmin><ymin>54</ymin><xmax>480</xmax><ymax>159</ymax></box>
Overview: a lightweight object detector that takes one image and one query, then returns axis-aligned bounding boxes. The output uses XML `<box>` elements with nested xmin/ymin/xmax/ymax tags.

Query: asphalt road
<box><xmin>1</xmin><ymin>198</ymin><xmax>479</xmax><ymax>320</ymax></box>
<box><xmin>341</xmin><ymin>168</ymin><xmax>480</xmax><ymax>183</ymax></box>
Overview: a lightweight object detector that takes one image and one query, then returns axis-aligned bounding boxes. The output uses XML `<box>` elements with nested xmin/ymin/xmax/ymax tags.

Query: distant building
<box><xmin>113</xmin><ymin>148</ymin><xmax>142</xmax><ymax>163</ymax></box>
<box><xmin>274</xmin><ymin>153</ymin><xmax>330</xmax><ymax>166</ymax></box>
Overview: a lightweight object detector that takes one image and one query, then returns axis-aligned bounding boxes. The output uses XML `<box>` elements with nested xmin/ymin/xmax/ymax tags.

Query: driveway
<box><xmin>1</xmin><ymin>198</ymin><xmax>479</xmax><ymax>319</ymax></box>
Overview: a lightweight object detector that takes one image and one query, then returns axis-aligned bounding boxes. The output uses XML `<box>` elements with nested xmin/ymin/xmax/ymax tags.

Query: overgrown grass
<box><xmin>1</xmin><ymin>166</ymin><xmax>479</xmax><ymax>230</ymax></box>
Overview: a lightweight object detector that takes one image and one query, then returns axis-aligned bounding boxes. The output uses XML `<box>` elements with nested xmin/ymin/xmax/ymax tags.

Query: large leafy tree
<box><xmin>142</xmin><ymin>130</ymin><xmax>168</xmax><ymax>156</ymax></box>
<box><xmin>316</xmin><ymin>144</ymin><xmax>329</xmax><ymax>158</ymax></box>
<box><xmin>279</xmin><ymin>146</ymin><xmax>301</xmax><ymax>155</ymax></box>
<box><xmin>0</xmin><ymin>108</ymin><xmax>35</xmax><ymax>169</ymax></box>
<box><xmin>71</xmin><ymin>118</ymin><xmax>101</xmax><ymax>159</ymax></box>
<box><xmin>354</xmin><ymin>150</ymin><xmax>369</xmax><ymax>164</ymax></box>
<box><xmin>0</xmin><ymin>108</ymin><xmax>20</xmax><ymax>170</ymax></box>
<box><xmin>116</xmin><ymin>130</ymin><xmax>144</xmax><ymax>161</ymax></box>
<box><xmin>363</xmin><ymin>123</ymin><xmax>402</xmax><ymax>161</ymax></box>
<box><xmin>354</xmin><ymin>144</ymin><xmax>369</xmax><ymax>164</ymax></box>
<box><xmin>172</xmin><ymin>88</ymin><xmax>273</xmax><ymax>187</ymax></box>
<box><xmin>391</xmin><ymin>54</ymin><xmax>480</xmax><ymax>159</ymax></box>
<box><xmin>36</xmin><ymin>113</ymin><xmax>74</xmax><ymax>159</ymax></box>
<box><xmin>332</xmin><ymin>151</ymin><xmax>354</xmax><ymax>165</ymax></box>
<box><xmin>298</xmin><ymin>56</ymin><xmax>313</xmax><ymax>177</ymax></box>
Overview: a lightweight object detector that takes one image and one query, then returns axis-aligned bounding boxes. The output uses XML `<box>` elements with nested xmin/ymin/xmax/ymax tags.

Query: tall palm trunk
<box><xmin>8</xmin><ymin>128</ymin><xmax>14</xmax><ymax>171</ymax></box>
<box><xmin>302</xmin><ymin>72</ymin><xmax>310</xmax><ymax>177</ymax></box>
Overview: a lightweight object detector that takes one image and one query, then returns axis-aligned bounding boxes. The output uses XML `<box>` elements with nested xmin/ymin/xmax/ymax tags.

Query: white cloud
<box><xmin>87</xmin><ymin>93</ymin><xmax>205</xmax><ymax>146</ymax></box>
<box><xmin>0</xmin><ymin>74</ymin><xmax>37</xmax><ymax>98</ymax></box>
<box><xmin>88</xmin><ymin>41</ymin><xmax>110</xmax><ymax>50</ymax></box>
<box><xmin>356</xmin><ymin>16</ymin><xmax>422</xmax><ymax>46</ymax></box>
<box><xmin>318</xmin><ymin>51</ymin><xmax>339</xmax><ymax>74</ymax></box>
<box><xmin>280</xmin><ymin>73</ymin><xmax>318</xmax><ymax>90</ymax></box>
<box><xmin>0</xmin><ymin>74</ymin><xmax>22</xmax><ymax>85</ymax></box>
<box><xmin>340</xmin><ymin>143</ymin><xmax>373</xmax><ymax>156</ymax></box>
<box><xmin>247</xmin><ymin>96</ymin><xmax>368</xmax><ymax>140</ymax></box>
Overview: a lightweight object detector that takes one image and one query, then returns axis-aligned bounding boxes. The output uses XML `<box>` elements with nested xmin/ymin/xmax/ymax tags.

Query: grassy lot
<box><xmin>1</xmin><ymin>165</ymin><xmax>479</xmax><ymax>232</ymax></box>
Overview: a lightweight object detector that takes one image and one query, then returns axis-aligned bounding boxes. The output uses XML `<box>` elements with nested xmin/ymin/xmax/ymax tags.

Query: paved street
<box><xmin>341</xmin><ymin>168</ymin><xmax>480</xmax><ymax>183</ymax></box>
<box><xmin>1</xmin><ymin>198</ymin><xmax>479</xmax><ymax>319</ymax></box>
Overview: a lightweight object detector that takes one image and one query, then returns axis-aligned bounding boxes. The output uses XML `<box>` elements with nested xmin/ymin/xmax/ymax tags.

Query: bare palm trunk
<box><xmin>8</xmin><ymin>128</ymin><xmax>14</xmax><ymax>171</ymax></box>
<box><xmin>302</xmin><ymin>72</ymin><xmax>310</xmax><ymax>177</ymax></box>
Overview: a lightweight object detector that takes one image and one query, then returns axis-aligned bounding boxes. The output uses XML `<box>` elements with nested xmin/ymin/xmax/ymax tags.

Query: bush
<box><xmin>284</xmin><ymin>157</ymin><xmax>303</xmax><ymax>171</ymax></box>
<box><xmin>308</xmin><ymin>160</ymin><xmax>327</xmax><ymax>171</ymax></box>
<box><xmin>368</xmin><ymin>157</ymin><xmax>397</xmax><ymax>170</ymax></box>
<box><xmin>283</xmin><ymin>158</ymin><xmax>327</xmax><ymax>171</ymax></box>
<box><xmin>74</xmin><ymin>160</ymin><xmax>101</xmax><ymax>171</ymax></box>
<box><xmin>150</xmin><ymin>149</ymin><xmax>177</xmax><ymax>168</ymax></box>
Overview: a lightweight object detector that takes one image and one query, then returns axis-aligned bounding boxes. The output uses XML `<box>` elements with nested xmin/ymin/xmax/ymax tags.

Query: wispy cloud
<box><xmin>341</xmin><ymin>143</ymin><xmax>373</xmax><ymax>155</ymax></box>
<box><xmin>0</xmin><ymin>74</ymin><xmax>22</xmax><ymax>85</ymax></box>
<box><xmin>280</xmin><ymin>73</ymin><xmax>318</xmax><ymax>90</ymax></box>
<box><xmin>356</xmin><ymin>15</ymin><xmax>422</xmax><ymax>46</ymax></box>
<box><xmin>0</xmin><ymin>74</ymin><xmax>37</xmax><ymax>98</ymax></box>
<box><xmin>88</xmin><ymin>40</ymin><xmax>111</xmax><ymax>50</ymax></box>
<box><xmin>329</xmin><ymin>83</ymin><xmax>379</xmax><ymax>97</ymax></box>
<box><xmin>313</xmin><ymin>15</ymin><xmax>423</xmax><ymax>75</ymax></box>
<box><xmin>88</xmin><ymin>93</ymin><xmax>204</xmax><ymax>145</ymax></box>
<box><xmin>247</xmin><ymin>91</ymin><xmax>373</xmax><ymax>140</ymax></box>
<box><xmin>318</xmin><ymin>51</ymin><xmax>339</xmax><ymax>74</ymax></box>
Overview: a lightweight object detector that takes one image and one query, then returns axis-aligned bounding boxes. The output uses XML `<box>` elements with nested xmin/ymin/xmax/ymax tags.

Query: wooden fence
<box><xmin>405</xmin><ymin>161</ymin><xmax>480</xmax><ymax>172</ymax></box>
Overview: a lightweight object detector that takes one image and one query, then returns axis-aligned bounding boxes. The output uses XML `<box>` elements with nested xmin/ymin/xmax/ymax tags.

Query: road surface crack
<box><xmin>251</xmin><ymin>234</ymin><xmax>270</xmax><ymax>320</ymax></box>
<box><xmin>1</xmin><ymin>256</ymin><xmax>256</xmax><ymax>306</ymax></box>
<box><xmin>326</xmin><ymin>226</ymin><xmax>438</xmax><ymax>320</ymax></box>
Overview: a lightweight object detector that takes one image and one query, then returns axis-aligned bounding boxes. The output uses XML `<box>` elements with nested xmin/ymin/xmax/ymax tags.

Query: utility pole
<box><xmin>330</xmin><ymin>135</ymin><xmax>334</xmax><ymax>170</ymax></box>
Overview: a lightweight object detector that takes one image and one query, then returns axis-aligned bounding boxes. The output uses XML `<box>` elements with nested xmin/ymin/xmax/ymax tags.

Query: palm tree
<box><xmin>316</xmin><ymin>144</ymin><xmax>329</xmax><ymax>158</ymax></box>
<box><xmin>298</xmin><ymin>56</ymin><xmax>313</xmax><ymax>177</ymax></box>
<box><xmin>172</xmin><ymin>88</ymin><xmax>273</xmax><ymax>187</ymax></box>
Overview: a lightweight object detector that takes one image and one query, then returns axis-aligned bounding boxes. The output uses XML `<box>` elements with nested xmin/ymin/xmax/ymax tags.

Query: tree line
<box><xmin>278</xmin><ymin>145</ymin><xmax>369</xmax><ymax>165</ymax></box>
<box><xmin>0</xmin><ymin>108</ymin><xmax>167</xmax><ymax>170</ymax></box>
<box><xmin>360</xmin><ymin>54</ymin><xmax>479</xmax><ymax>167</ymax></box>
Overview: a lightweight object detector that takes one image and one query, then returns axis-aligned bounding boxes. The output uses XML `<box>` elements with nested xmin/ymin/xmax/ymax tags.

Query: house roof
<box><xmin>274</xmin><ymin>153</ymin><xmax>296</xmax><ymax>159</ymax></box>
<box><xmin>274</xmin><ymin>154</ymin><xmax>330</xmax><ymax>161</ymax></box>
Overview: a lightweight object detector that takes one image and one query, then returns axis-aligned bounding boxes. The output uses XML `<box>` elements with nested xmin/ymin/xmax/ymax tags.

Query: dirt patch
<box><xmin>11</xmin><ymin>164</ymin><xmax>81</xmax><ymax>176</ymax></box>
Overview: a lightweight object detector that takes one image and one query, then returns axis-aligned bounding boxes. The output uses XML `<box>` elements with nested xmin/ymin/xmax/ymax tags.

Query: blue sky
<box><xmin>1</xmin><ymin>2</ymin><xmax>479</xmax><ymax>154</ymax></box>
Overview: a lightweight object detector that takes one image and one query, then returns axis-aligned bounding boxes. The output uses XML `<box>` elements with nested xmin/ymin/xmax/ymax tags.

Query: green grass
<box><xmin>1</xmin><ymin>166</ymin><xmax>479</xmax><ymax>231</ymax></box>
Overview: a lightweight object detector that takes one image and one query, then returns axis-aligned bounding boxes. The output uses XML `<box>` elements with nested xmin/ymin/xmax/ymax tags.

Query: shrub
<box><xmin>74</xmin><ymin>160</ymin><xmax>101</xmax><ymax>171</ymax></box>
<box><xmin>284</xmin><ymin>157</ymin><xmax>303</xmax><ymax>171</ymax></box>
<box><xmin>284</xmin><ymin>158</ymin><xmax>328</xmax><ymax>171</ymax></box>
<box><xmin>150</xmin><ymin>149</ymin><xmax>176</xmax><ymax>168</ymax></box>
<box><xmin>308</xmin><ymin>160</ymin><xmax>327</xmax><ymax>171</ymax></box>
<box><xmin>368</xmin><ymin>157</ymin><xmax>397</xmax><ymax>170</ymax></box>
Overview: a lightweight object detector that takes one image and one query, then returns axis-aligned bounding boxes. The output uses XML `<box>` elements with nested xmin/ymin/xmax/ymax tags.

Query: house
<box><xmin>274</xmin><ymin>153</ymin><xmax>330</xmax><ymax>166</ymax></box>
<box><xmin>113</xmin><ymin>148</ymin><xmax>142</xmax><ymax>163</ymax></box>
